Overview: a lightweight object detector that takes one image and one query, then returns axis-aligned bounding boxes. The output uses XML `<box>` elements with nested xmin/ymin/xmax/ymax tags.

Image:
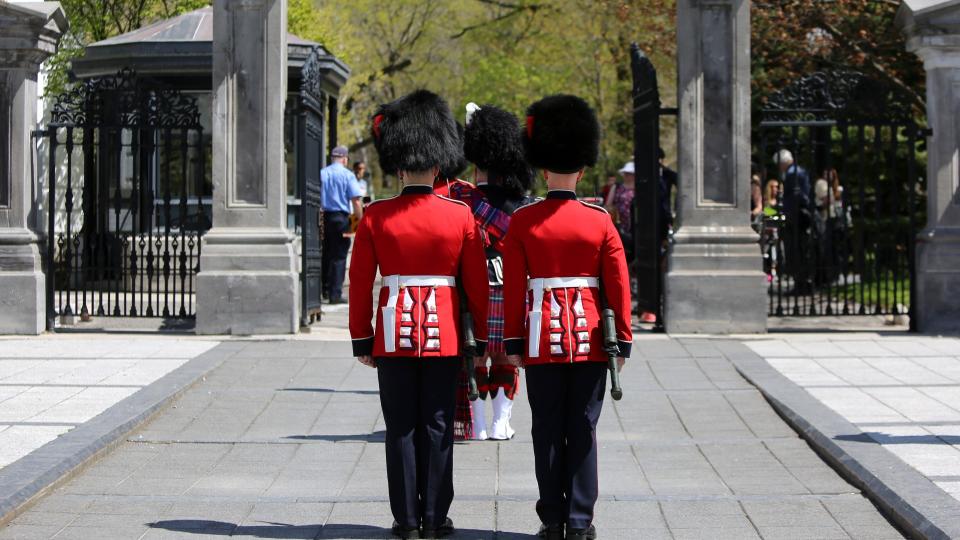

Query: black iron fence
<box><xmin>43</xmin><ymin>69</ymin><xmax>207</xmax><ymax>323</ymax></box>
<box><xmin>756</xmin><ymin>71</ymin><xmax>925</xmax><ymax>324</ymax></box>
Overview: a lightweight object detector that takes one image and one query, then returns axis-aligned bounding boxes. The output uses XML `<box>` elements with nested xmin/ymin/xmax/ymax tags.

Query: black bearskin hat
<box><xmin>523</xmin><ymin>94</ymin><xmax>599</xmax><ymax>174</ymax></box>
<box><xmin>464</xmin><ymin>104</ymin><xmax>534</xmax><ymax>196</ymax></box>
<box><xmin>371</xmin><ymin>89</ymin><xmax>463</xmax><ymax>176</ymax></box>
<box><xmin>439</xmin><ymin>122</ymin><xmax>468</xmax><ymax>181</ymax></box>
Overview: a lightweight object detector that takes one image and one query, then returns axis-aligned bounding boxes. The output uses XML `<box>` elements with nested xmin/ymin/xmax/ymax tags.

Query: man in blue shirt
<box><xmin>321</xmin><ymin>145</ymin><xmax>363</xmax><ymax>304</ymax></box>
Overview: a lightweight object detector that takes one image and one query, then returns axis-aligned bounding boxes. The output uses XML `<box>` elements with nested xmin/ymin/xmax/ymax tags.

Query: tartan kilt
<box><xmin>454</xmin><ymin>370</ymin><xmax>473</xmax><ymax>440</ymax></box>
<box><xmin>487</xmin><ymin>285</ymin><xmax>505</xmax><ymax>354</ymax></box>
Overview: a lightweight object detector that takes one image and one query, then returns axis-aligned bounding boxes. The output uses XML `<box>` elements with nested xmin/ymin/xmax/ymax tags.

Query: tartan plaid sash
<box><xmin>449</xmin><ymin>182</ymin><xmax>512</xmax><ymax>251</ymax></box>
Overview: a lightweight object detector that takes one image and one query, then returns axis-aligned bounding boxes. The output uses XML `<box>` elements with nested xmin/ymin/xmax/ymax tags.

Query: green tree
<box><xmin>752</xmin><ymin>0</ymin><xmax>925</xmax><ymax>116</ymax></box>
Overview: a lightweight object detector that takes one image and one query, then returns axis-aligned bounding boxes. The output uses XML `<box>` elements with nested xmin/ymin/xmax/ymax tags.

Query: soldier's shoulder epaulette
<box><xmin>435</xmin><ymin>194</ymin><xmax>470</xmax><ymax>208</ymax></box>
<box><xmin>578</xmin><ymin>200</ymin><xmax>609</xmax><ymax>214</ymax></box>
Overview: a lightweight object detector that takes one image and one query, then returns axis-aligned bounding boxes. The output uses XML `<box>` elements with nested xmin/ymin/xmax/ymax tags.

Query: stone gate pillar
<box><xmin>897</xmin><ymin>1</ymin><xmax>960</xmax><ymax>333</ymax></box>
<box><xmin>196</xmin><ymin>0</ymin><xmax>299</xmax><ymax>334</ymax></box>
<box><xmin>0</xmin><ymin>2</ymin><xmax>66</xmax><ymax>334</ymax></box>
<box><xmin>665</xmin><ymin>0</ymin><xmax>767</xmax><ymax>333</ymax></box>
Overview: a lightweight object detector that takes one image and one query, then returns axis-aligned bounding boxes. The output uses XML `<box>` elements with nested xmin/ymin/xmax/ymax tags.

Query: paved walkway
<box><xmin>0</xmin><ymin>337</ymin><xmax>218</xmax><ymax>470</ymax></box>
<box><xmin>746</xmin><ymin>335</ymin><xmax>960</xmax><ymax>504</ymax></box>
<box><xmin>0</xmin><ymin>338</ymin><xmax>901</xmax><ymax>539</ymax></box>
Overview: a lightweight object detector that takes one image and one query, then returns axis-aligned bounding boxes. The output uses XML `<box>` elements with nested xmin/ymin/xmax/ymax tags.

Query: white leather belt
<box><xmin>381</xmin><ymin>274</ymin><xmax>456</xmax><ymax>353</ymax></box>
<box><xmin>526</xmin><ymin>277</ymin><xmax>599</xmax><ymax>357</ymax></box>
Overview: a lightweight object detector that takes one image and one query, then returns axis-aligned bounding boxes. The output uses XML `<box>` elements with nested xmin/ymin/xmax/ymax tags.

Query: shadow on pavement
<box><xmin>836</xmin><ymin>432</ymin><xmax>960</xmax><ymax>445</ymax></box>
<box><xmin>285</xmin><ymin>430</ymin><xmax>386</xmax><ymax>442</ymax></box>
<box><xmin>281</xmin><ymin>387</ymin><xmax>380</xmax><ymax>395</ymax></box>
<box><xmin>148</xmin><ymin>520</ymin><xmax>531</xmax><ymax>539</ymax></box>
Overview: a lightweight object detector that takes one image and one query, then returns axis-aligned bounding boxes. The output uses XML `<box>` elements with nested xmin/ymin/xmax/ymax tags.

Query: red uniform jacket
<box><xmin>349</xmin><ymin>184</ymin><xmax>489</xmax><ymax>358</ymax></box>
<box><xmin>502</xmin><ymin>190</ymin><xmax>632</xmax><ymax>365</ymax></box>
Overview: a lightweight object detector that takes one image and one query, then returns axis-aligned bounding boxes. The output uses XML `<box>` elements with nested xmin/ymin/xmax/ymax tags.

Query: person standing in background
<box><xmin>321</xmin><ymin>145</ymin><xmax>363</xmax><ymax>304</ymax></box>
<box><xmin>353</xmin><ymin>160</ymin><xmax>373</xmax><ymax>202</ymax></box>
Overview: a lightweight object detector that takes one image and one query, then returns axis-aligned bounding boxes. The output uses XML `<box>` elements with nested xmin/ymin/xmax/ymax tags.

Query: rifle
<box><xmin>600</xmin><ymin>287</ymin><xmax>624</xmax><ymax>401</ymax></box>
<box><xmin>458</xmin><ymin>284</ymin><xmax>480</xmax><ymax>401</ymax></box>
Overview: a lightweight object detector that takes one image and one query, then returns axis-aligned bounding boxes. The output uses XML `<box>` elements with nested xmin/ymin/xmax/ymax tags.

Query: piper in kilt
<box><xmin>455</xmin><ymin>102</ymin><xmax>535</xmax><ymax>440</ymax></box>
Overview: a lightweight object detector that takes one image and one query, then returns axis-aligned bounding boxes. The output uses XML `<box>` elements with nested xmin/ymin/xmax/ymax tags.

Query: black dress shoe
<box><xmin>566</xmin><ymin>524</ymin><xmax>597</xmax><ymax>540</ymax></box>
<box><xmin>421</xmin><ymin>517</ymin><xmax>454</xmax><ymax>539</ymax></box>
<box><xmin>536</xmin><ymin>523</ymin><xmax>564</xmax><ymax>540</ymax></box>
<box><xmin>391</xmin><ymin>520</ymin><xmax>421</xmax><ymax>539</ymax></box>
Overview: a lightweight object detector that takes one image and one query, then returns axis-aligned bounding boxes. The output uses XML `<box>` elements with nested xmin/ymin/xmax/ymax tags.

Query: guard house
<box><xmin>43</xmin><ymin>7</ymin><xmax>348</xmax><ymax>325</ymax></box>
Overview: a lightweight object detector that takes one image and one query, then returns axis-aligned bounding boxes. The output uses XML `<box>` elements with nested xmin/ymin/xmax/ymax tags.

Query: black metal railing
<box><xmin>43</xmin><ymin>69</ymin><xmax>208</xmax><ymax>324</ymax></box>
<box><xmin>756</xmin><ymin>71</ymin><xmax>925</xmax><ymax>324</ymax></box>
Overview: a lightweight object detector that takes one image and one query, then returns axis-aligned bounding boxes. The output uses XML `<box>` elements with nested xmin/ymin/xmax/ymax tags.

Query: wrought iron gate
<box><xmin>43</xmin><ymin>69</ymin><xmax>207</xmax><ymax>324</ymax></box>
<box><xmin>295</xmin><ymin>49</ymin><xmax>327</xmax><ymax>326</ymax></box>
<box><xmin>630</xmin><ymin>43</ymin><xmax>677</xmax><ymax>329</ymax></box>
<box><xmin>756</xmin><ymin>71</ymin><xmax>925</xmax><ymax>324</ymax></box>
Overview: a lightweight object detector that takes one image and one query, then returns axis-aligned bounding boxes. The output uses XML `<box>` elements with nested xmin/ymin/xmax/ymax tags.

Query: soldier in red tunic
<box><xmin>349</xmin><ymin>89</ymin><xmax>489</xmax><ymax>539</ymax></box>
<box><xmin>460</xmin><ymin>102</ymin><xmax>535</xmax><ymax>441</ymax></box>
<box><xmin>503</xmin><ymin>95</ymin><xmax>632</xmax><ymax>540</ymax></box>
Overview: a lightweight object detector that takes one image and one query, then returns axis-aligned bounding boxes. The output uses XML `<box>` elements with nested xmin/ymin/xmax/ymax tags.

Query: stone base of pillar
<box><xmin>915</xmin><ymin>227</ymin><xmax>960</xmax><ymax>334</ymax></box>
<box><xmin>196</xmin><ymin>228</ymin><xmax>299</xmax><ymax>335</ymax></box>
<box><xmin>0</xmin><ymin>232</ymin><xmax>46</xmax><ymax>335</ymax></box>
<box><xmin>664</xmin><ymin>227</ymin><xmax>767</xmax><ymax>334</ymax></box>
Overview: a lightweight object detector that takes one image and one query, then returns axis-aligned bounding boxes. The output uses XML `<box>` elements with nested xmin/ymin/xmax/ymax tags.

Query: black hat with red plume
<box><xmin>371</xmin><ymin>89</ymin><xmax>463</xmax><ymax>176</ymax></box>
<box><xmin>522</xmin><ymin>94</ymin><xmax>599</xmax><ymax>174</ymax></box>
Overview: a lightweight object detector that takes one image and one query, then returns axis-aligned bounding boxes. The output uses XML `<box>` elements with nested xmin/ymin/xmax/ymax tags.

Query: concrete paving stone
<box><xmin>864</xmin><ymin>387</ymin><xmax>960</xmax><ymax>422</ymax></box>
<box><xmin>806</xmin><ymin>387</ymin><xmax>909</xmax><ymax>424</ymax></box>
<box><xmin>916</xmin><ymin>386</ymin><xmax>960</xmax><ymax>413</ymax></box>
<box><xmin>842</xmin><ymin>526</ymin><xmax>906</xmax><ymax>540</ymax></box>
<box><xmin>695</xmin><ymin>358</ymin><xmax>754</xmax><ymax>389</ymax></box>
<box><xmin>0</xmin><ymin>524</ymin><xmax>66</xmax><ymax>539</ymax></box>
<box><xmin>51</xmin><ymin>524</ymin><xmax>152</xmax><ymax>540</ymax></box>
<box><xmin>660</xmin><ymin>500</ymin><xmax>750</xmax><ymax>529</ymax></box>
<box><xmin>0</xmin><ymin>426</ymin><xmax>73</xmax><ymax>468</ymax></box>
<box><xmin>671</xmin><ymin>528</ymin><xmax>761</xmax><ymax>540</ymax></box>
<box><xmin>741</xmin><ymin>499</ymin><xmax>837</xmax><ymax>528</ymax></box>
<box><xmin>814</xmin><ymin>357</ymin><xmax>902</xmax><ymax>386</ymax></box>
<box><xmin>633</xmin><ymin>339</ymin><xmax>691</xmax><ymax>359</ymax></box>
<box><xmin>868</xmin><ymin>357</ymin><xmax>954</xmax><ymax>386</ymax></box>
<box><xmin>746</xmin><ymin>340</ymin><xmax>805</xmax><ymax>358</ymax></box>
<box><xmin>822</xmin><ymin>497</ymin><xmax>903</xmax><ymax>530</ymax></box>
<box><xmin>755</xmin><ymin>525</ymin><xmax>851</xmax><ymax>540</ymax></box>
<box><xmin>7</xmin><ymin>511</ymin><xmax>78</xmax><ymax>529</ymax></box>
<box><xmin>790</xmin><ymin>341</ymin><xmax>849</xmax><ymax>358</ymax></box>
<box><xmin>834</xmin><ymin>340</ymin><xmax>900</xmax><ymax>358</ymax></box>
<box><xmin>161</xmin><ymin>500</ymin><xmax>253</xmax><ymax>525</ymax></box>
<box><xmin>85</xmin><ymin>497</ymin><xmax>174</xmax><ymax>517</ymax></box>
<box><xmin>185</xmin><ymin>474</ymin><xmax>275</xmax><ymax>497</ymax></box>
<box><xmin>648</xmin><ymin>359</ymin><xmax>715</xmax><ymax>390</ymax></box>
<box><xmin>17</xmin><ymin>493</ymin><xmax>94</xmax><ymax>515</ymax></box>
<box><xmin>111</xmin><ymin>476</ymin><xmax>199</xmax><ymax>496</ymax></box>
<box><xmin>67</xmin><ymin>511</ymin><xmax>157</xmax><ymax>528</ymax></box>
<box><xmin>784</xmin><ymin>467</ymin><xmax>856</xmax><ymax>494</ymax></box>
<box><xmin>876</xmin><ymin>340</ymin><xmax>942</xmax><ymax>357</ymax></box>
<box><xmin>910</xmin><ymin>357</ymin><xmax>960</xmax><ymax>382</ymax></box>
<box><xmin>56</xmin><ymin>474</ymin><xmax>124</xmax><ymax>495</ymax></box>
<box><xmin>764</xmin><ymin>357</ymin><xmax>847</xmax><ymax>386</ymax></box>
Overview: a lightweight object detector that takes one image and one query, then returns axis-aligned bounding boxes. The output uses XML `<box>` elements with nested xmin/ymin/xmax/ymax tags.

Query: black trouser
<box><xmin>322</xmin><ymin>211</ymin><xmax>351</xmax><ymax>301</ymax></box>
<box><xmin>525</xmin><ymin>362</ymin><xmax>607</xmax><ymax>531</ymax></box>
<box><xmin>376</xmin><ymin>357</ymin><xmax>460</xmax><ymax>530</ymax></box>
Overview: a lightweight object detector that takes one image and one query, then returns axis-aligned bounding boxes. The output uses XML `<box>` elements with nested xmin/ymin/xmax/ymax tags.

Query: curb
<box><xmin>0</xmin><ymin>341</ymin><xmax>244</xmax><ymax>525</ymax></box>
<box><xmin>718</xmin><ymin>340</ymin><xmax>960</xmax><ymax>540</ymax></box>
